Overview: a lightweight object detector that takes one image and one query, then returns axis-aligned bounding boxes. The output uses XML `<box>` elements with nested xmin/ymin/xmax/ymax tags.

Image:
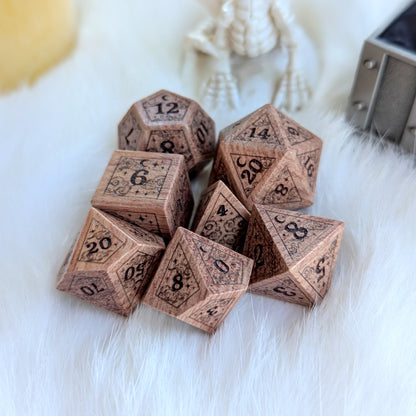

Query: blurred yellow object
<box><xmin>0</xmin><ymin>0</ymin><xmax>76</xmax><ymax>92</ymax></box>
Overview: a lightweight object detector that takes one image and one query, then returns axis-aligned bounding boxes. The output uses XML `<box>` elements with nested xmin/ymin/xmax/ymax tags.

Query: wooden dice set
<box><xmin>57</xmin><ymin>89</ymin><xmax>344</xmax><ymax>333</ymax></box>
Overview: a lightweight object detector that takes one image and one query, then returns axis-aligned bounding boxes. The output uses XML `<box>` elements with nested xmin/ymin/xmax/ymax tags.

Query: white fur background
<box><xmin>1</xmin><ymin>0</ymin><xmax>416</xmax><ymax>414</ymax></box>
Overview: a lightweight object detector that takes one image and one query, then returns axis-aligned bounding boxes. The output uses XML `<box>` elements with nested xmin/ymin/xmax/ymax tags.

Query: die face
<box><xmin>189</xmin><ymin>107</ymin><xmax>216</xmax><ymax>159</ymax></box>
<box><xmin>211</xmin><ymin>105</ymin><xmax>322</xmax><ymax>209</ymax></box>
<box><xmin>142</xmin><ymin>227</ymin><xmax>253</xmax><ymax>333</ymax></box>
<box><xmin>243</xmin><ymin>213</ymin><xmax>288</xmax><ymax>284</ymax></box>
<box><xmin>140</xmin><ymin>89</ymin><xmax>191</xmax><ymax>123</ymax></box>
<box><xmin>142</xmin><ymin>228</ymin><xmax>207</xmax><ymax>317</ymax></box>
<box><xmin>220</xmin><ymin>104</ymin><xmax>286</xmax><ymax>148</ymax></box>
<box><xmin>118</xmin><ymin>90</ymin><xmax>216</xmax><ymax>173</ymax></box>
<box><xmin>227</xmin><ymin>150</ymin><xmax>280</xmax><ymax>202</ymax></box>
<box><xmin>144</xmin><ymin>128</ymin><xmax>193</xmax><ymax>169</ymax></box>
<box><xmin>68</xmin><ymin>208</ymin><xmax>130</xmax><ymax>273</ymax></box>
<box><xmin>99</xmin><ymin>152</ymin><xmax>174</xmax><ymax>200</ymax></box>
<box><xmin>244</xmin><ymin>205</ymin><xmax>344</xmax><ymax>306</ymax></box>
<box><xmin>183</xmin><ymin>228</ymin><xmax>253</xmax><ymax>293</ymax></box>
<box><xmin>166</xmin><ymin>167</ymin><xmax>194</xmax><ymax>233</ymax></box>
<box><xmin>106</xmin><ymin>214</ymin><xmax>165</xmax><ymax>249</ymax></box>
<box><xmin>183</xmin><ymin>293</ymin><xmax>244</xmax><ymax>334</ymax></box>
<box><xmin>57</xmin><ymin>241</ymin><xmax>130</xmax><ymax>317</ymax></box>
<box><xmin>292</xmin><ymin>229</ymin><xmax>344</xmax><ymax>302</ymax></box>
<box><xmin>249</xmin><ymin>273</ymin><xmax>313</xmax><ymax>307</ymax></box>
<box><xmin>91</xmin><ymin>150</ymin><xmax>191</xmax><ymax>238</ymax></box>
<box><xmin>57</xmin><ymin>208</ymin><xmax>165</xmax><ymax>316</ymax></box>
<box><xmin>118</xmin><ymin>106</ymin><xmax>144</xmax><ymax>151</ymax></box>
<box><xmin>110</xmin><ymin>249</ymin><xmax>163</xmax><ymax>306</ymax></box>
<box><xmin>208</xmin><ymin>146</ymin><xmax>232</xmax><ymax>187</ymax></box>
<box><xmin>277</xmin><ymin>110</ymin><xmax>315</xmax><ymax>146</ymax></box>
<box><xmin>254</xmin><ymin>205</ymin><xmax>341</xmax><ymax>267</ymax></box>
<box><xmin>252</xmin><ymin>151</ymin><xmax>315</xmax><ymax>209</ymax></box>
<box><xmin>277</xmin><ymin>109</ymin><xmax>323</xmax><ymax>196</ymax></box>
<box><xmin>66</xmin><ymin>271</ymin><xmax>127</xmax><ymax>315</ymax></box>
<box><xmin>192</xmin><ymin>180</ymin><xmax>250</xmax><ymax>252</ymax></box>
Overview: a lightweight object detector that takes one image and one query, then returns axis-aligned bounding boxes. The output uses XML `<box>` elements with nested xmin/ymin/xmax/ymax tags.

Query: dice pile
<box><xmin>57</xmin><ymin>89</ymin><xmax>344</xmax><ymax>334</ymax></box>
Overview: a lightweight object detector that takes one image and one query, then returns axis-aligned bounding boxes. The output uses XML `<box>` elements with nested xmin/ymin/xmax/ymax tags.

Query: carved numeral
<box><xmin>217</xmin><ymin>205</ymin><xmax>228</xmax><ymax>216</ymax></box>
<box><xmin>273</xmin><ymin>286</ymin><xmax>296</xmax><ymax>297</ymax></box>
<box><xmin>303</xmin><ymin>156</ymin><xmax>315</xmax><ymax>177</ymax></box>
<box><xmin>315</xmin><ymin>257</ymin><xmax>325</xmax><ymax>282</ymax></box>
<box><xmin>249</xmin><ymin>127</ymin><xmax>270</xmax><ymax>140</ymax></box>
<box><xmin>237</xmin><ymin>157</ymin><xmax>263</xmax><ymax>185</ymax></box>
<box><xmin>196</xmin><ymin>121</ymin><xmax>209</xmax><ymax>144</ymax></box>
<box><xmin>171</xmin><ymin>273</ymin><xmax>184</xmax><ymax>291</ymax></box>
<box><xmin>284</xmin><ymin>222</ymin><xmax>308</xmax><ymax>240</ymax></box>
<box><xmin>155</xmin><ymin>102</ymin><xmax>179</xmax><ymax>114</ymax></box>
<box><xmin>287</xmin><ymin>126</ymin><xmax>299</xmax><ymax>136</ymax></box>
<box><xmin>80</xmin><ymin>283</ymin><xmax>105</xmax><ymax>296</ymax></box>
<box><xmin>160</xmin><ymin>140</ymin><xmax>175</xmax><ymax>153</ymax></box>
<box><xmin>86</xmin><ymin>237</ymin><xmax>112</xmax><ymax>255</ymax></box>
<box><xmin>125</xmin><ymin>128</ymin><xmax>134</xmax><ymax>146</ymax></box>
<box><xmin>124</xmin><ymin>262</ymin><xmax>146</xmax><ymax>283</ymax></box>
<box><xmin>214</xmin><ymin>259</ymin><xmax>229</xmax><ymax>274</ymax></box>
<box><xmin>275</xmin><ymin>184</ymin><xmax>288</xmax><ymax>195</ymax></box>
<box><xmin>130</xmin><ymin>169</ymin><xmax>149</xmax><ymax>186</ymax></box>
<box><xmin>253</xmin><ymin>244</ymin><xmax>265</xmax><ymax>269</ymax></box>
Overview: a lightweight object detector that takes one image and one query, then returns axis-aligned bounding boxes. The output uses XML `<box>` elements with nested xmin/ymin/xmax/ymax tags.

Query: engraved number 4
<box><xmin>217</xmin><ymin>205</ymin><xmax>228</xmax><ymax>216</ymax></box>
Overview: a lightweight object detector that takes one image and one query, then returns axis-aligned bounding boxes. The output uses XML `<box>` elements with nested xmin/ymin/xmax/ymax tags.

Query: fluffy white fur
<box><xmin>1</xmin><ymin>0</ymin><xmax>416</xmax><ymax>414</ymax></box>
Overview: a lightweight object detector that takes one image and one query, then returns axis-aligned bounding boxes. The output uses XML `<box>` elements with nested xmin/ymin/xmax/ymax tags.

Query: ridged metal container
<box><xmin>347</xmin><ymin>1</ymin><xmax>416</xmax><ymax>154</ymax></box>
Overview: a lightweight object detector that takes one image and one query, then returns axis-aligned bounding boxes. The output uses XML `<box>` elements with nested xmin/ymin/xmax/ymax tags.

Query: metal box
<box><xmin>347</xmin><ymin>1</ymin><xmax>416</xmax><ymax>154</ymax></box>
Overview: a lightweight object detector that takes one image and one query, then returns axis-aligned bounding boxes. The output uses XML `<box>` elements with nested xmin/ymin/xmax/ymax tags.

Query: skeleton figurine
<box><xmin>187</xmin><ymin>0</ymin><xmax>311</xmax><ymax>111</ymax></box>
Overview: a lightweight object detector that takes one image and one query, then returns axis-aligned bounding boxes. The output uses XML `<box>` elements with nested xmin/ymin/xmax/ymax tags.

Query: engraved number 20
<box><xmin>86</xmin><ymin>237</ymin><xmax>112</xmax><ymax>255</ymax></box>
<box><xmin>237</xmin><ymin>157</ymin><xmax>263</xmax><ymax>185</ymax></box>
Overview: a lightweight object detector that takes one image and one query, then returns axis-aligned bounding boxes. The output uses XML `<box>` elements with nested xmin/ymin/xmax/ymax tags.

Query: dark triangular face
<box><xmin>243</xmin><ymin>217</ymin><xmax>287</xmax><ymax>283</ymax></box>
<box><xmin>261</xmin><ymin>166</ymin><xmax>302</xmax><ymax>205</ymax></box>
<box><xmin>298</xmin><ymin>236</ymin><xmax>340</xmax><ymax>299</ymax></box>
<box><xmin>190</xmin><ymin>236</ymin><xmax>245</xmax><ymax>286</ymax></box>
<box><xmin>155</xmin><ymin>242</ymin><xmax>200</xmax><ymax>308</ymax></box>
<box><xmin>230</xmin><ymin>153</ymin><xmax>276</xmax><ymax>197</ymax></box>
<box><xmin>141</xmin><ymin>90</ymin><xmax>191</xmax><ymax>123</ymax></box>
<box><xmin>77</xmin><ymin>218</ymin><xmax>124</xmax><ymax>264</ymax></box>
<box><xmin>263</xmin><ymin>208</ymin><xmax>335</xmax><ymax>262</ymax></box>
<box><xmin>187</xmin><ymin>296</ymin><xmax>236</xmax><ymax>332</ymax></box>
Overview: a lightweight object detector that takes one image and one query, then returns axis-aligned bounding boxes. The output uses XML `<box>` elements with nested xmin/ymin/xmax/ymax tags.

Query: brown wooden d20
<box><xmin>118</xmin><ymin>89</ymin><xmax>216</xmax><ymax>174</ymax></box>
<box><xmin>142</xmin><ymin>227</ymin><xmax>253</xmax><ymax>334</ymax></box>
<box><xmin>209</xmin><ymin>104</ymin><xmax>323</xmax><ymax>210</ymax></box>
<box><xmin>57</xmin><ymin>208</ymin><xmax>165</xmax><ymax>316</ymax></box>
<box><xmin>243</xmin><ymin>205</ymin><xmax>344</xmax><ymax>306</ymax></box>
<box><xmin>91</xmin><ymin>150</ymin><xmax>194</xmax><ymax>239</ymax></box>
<box><xmin>191</xmin><ymin>180</ymin><xmax>250</xmax><ymax>252</ymax></box>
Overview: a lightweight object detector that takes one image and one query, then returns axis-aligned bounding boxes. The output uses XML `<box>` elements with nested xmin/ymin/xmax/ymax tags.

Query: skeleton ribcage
<box><xmin>230</xmin><ymin>3</ymin><xmax>278</xmax><ymax>58</ymax></box>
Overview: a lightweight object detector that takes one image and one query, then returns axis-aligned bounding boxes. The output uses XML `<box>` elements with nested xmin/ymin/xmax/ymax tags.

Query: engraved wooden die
<box><xmin>91</xmin><ymin>150</ymin><xmax>194</xmax><ymax>239</ymax></box>
<box><xmin>118</xmin><ymin>89</ymin><xmax>216</xmax><ymax>174</ymax></box>
<box><xmin>209</xmin><ymin>104</ymin><xmax>322</xmax><ymax>210</ymax></box>
<box><xmin>142</xmin><ymin>227</ymin><xmax>254</xmax><ymax>334</ymax></box>
<box><xmin>57</xmin><ymin>208</ymin><xmax>165</xmax><ymax>316</ymax></box>
<box><xmin>243</xmin><ymin>205</ymin><xmax>344</xmax><ymax>307</ymax></box>
<box><xmin>191</xmin><ymin>180</ymin><xmax>250</xmax><ymax>252</ymax></box>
